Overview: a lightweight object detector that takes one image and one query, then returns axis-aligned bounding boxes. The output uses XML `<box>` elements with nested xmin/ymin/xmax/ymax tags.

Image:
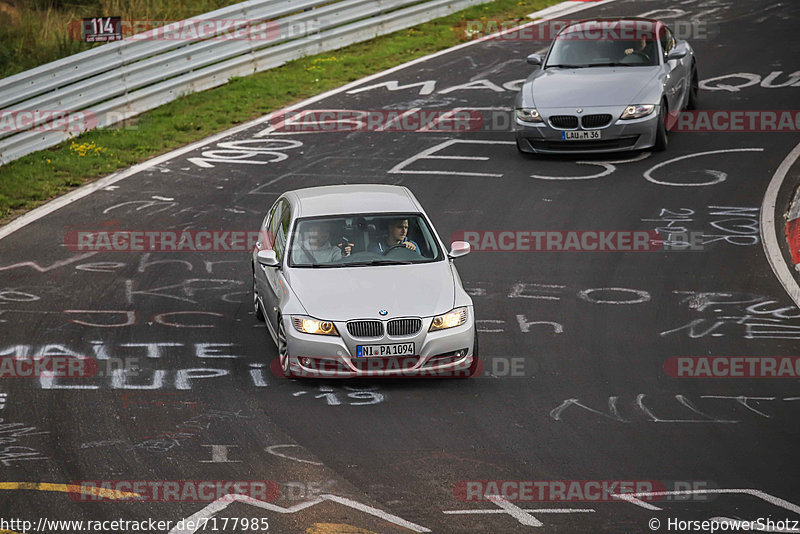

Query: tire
<box><xmin>253</xmin><ymin>273</ymin><xmax>264</xmax><ymax>322</ymax></box>
<box><xmin>278</xmin><ymin>318</ymin><xmax>294</xmax><ymax>378</ymax></box>
<box><xmin>687</xmin><ymin>63</ymin><xmax>699</xmax><ymax>110</ymax></box>
<box><xmin>653</xmin><ymin>103</ymin><xmax>668</xmax><ymax>152</ymax></box>
<box><xmin>467</xmin><ymin>331</ymin><xmax>481</xmax><ymax>378</ymax></box>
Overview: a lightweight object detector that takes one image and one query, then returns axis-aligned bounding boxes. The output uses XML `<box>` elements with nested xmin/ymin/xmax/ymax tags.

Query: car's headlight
<box><xmin>515</xmin><ymin>108</ymin><xmax>543</xmax><ymax>123</ymax></box>
<box><xmin>292</xmin><ymin>317</ymin><xmax>339</xmax><ymax>336</ymax></box>
<box><xmin>429</xmin><ymin>307</ymin><xmax>469</xmax><ymax>331</ymax></box>
<box><xmin>620</xmin><ymin>104</ymin><xmax>656</xmax><ymax>120</ymax></box>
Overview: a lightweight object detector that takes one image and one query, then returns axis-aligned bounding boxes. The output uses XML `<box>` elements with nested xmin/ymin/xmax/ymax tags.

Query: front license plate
<box><xmin>561</xmin><ymin>130</ymin><xmax>601</xmax><ymax>140</ymax></box>
<box><xmin>357</xmin><ymin>343</ymin><xmax>415</xmax><ymax>357</ymax></box>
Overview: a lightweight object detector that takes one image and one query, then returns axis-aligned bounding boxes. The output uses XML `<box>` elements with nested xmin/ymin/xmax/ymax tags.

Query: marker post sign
<box><xmin>83</xmin><ymin>17</ymin><xmax>122</xmax><ymax>42</ymax></box>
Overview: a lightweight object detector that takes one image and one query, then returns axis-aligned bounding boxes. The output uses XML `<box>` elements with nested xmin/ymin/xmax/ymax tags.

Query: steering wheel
<box><xmin>383</xmin><ymin>244</ymin><xmax>408</xmax><ymax>255</ymax></box>
<box><xmin>631</xmin><ymin>50</ymin><xmax>650</xmax><ymax>62</ymax></box>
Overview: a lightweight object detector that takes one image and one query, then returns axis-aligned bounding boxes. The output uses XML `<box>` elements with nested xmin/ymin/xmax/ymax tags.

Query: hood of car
<box><xmin>527</xmin><ymin>67</ymin><xmax>660</xmax><ymax>108</ymax></box>
<box><xmin>285</xmin><ymin>261</ymin><xmax>455</xmax><ymax>321</ymax></box>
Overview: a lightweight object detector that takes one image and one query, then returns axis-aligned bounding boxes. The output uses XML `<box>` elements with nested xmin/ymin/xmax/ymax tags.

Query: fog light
<box><xmin>300</xmin><ymin>357</ymin><xmax>313</xmax><ymax>367</ymax></box>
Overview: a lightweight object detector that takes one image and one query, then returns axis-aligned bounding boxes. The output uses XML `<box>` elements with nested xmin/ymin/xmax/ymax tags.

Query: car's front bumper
<box><xmin>281</xmin><ymin>311</ymin><xmax>476</xmax><ymax>378</ymax></box>
<box><xmin>515</xmin><ymin>106</ymin><xmax>659</xmax><ymax>154</ymax></box>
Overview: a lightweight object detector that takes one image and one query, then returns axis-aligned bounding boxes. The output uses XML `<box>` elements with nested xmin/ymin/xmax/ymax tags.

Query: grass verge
<box><xmin>0</xmin><ymin>0</ymin><xmax>559</xmax><ymax>225</ymax></box>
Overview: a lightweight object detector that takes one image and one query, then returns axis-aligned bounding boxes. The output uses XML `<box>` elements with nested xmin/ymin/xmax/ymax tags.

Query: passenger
<box><xmin>296</xmin><ymin>221</ymin><xmax>351</xmax><ymax>263</ymax></box>
<box><xmin>370</xmin><ymin>218</ymin><xmax>421</xmax><ymax>255</ymax></box>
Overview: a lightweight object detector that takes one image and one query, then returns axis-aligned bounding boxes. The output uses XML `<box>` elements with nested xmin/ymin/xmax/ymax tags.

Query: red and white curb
<box><xmin>786</xmin><ymin>185</ymin><xmax>800</xmax><ymax>268</ymax></box>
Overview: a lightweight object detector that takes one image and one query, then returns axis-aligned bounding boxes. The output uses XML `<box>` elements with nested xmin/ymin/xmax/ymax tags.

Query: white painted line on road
<box><xmin>265</xmin><ymin>443</ymin><xmax>323</xmax><ymax>465</ymax></box>
<box><xmin>169</xmin><ymin>493</ymin><xmax>431</xmax><ymax>533</ymax></box>
<box><xmin>444</xmin><ymin>508</ymin><xmax>595</xmax><ymax>514</ymax></box>
<box><xmin>527</xmin><ymin>0</ymin><xmax>618</xmax><ymax>20</ymax></box>
<box><xmin>761</xmin><ymin>141</ymin><xmax>800</xmax><ymax>306</ymax></box>
<box><xmin>486</xmin><ymin>495</ymin><xmax>544</xmax><ymax>527</ymax></box>
<box><xmin>0</xmin><ymin>0</ymin><xmax>614</xmax><ymax>242</ymax></box>
<box><xmin>612</xmin><ymin>489</ymin><xmax>800</xmax><ymax>515</ymax></box>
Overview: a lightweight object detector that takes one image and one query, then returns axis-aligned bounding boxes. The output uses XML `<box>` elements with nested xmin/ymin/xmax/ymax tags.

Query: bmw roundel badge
<box><xmin>379</xmin><ymin>309</ymin><xmax>388</xmax><ymax>316</ymax></box>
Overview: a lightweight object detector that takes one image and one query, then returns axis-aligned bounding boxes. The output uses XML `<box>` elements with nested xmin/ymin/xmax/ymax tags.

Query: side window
<box><xmin>263</xmin><ymin>201</ymin><xmax>283</xmax><ymax>250</ymax></box>
<box><xmin>272</xmin><ymin>201</ymin><xmax>291</xmax><ymax>261</ymax></box>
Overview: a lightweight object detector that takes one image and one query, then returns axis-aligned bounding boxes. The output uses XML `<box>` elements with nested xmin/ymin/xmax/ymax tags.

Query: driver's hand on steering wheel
<box><xmin>624</xmin><ymin>47</ymin><xmax>634</xmax><ymax>55</ymax></box>
<box><xmin>402</xmin><ymin>241</ymin><xmax>416</xmax><ymax>251</ymax></box>
<box><xmin>338</xmin><ymin>242</ymin><xmax>352</xmax><ymax>256</ymax></box>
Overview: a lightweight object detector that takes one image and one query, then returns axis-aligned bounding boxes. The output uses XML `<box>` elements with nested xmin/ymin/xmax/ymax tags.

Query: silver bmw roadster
<box><xmin>515</xmin><ymin>18</ymin><xmax>698</xmax><ymax>154</ymax></box>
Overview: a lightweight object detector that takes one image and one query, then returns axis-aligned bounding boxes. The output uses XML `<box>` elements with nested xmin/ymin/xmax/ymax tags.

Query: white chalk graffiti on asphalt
<box><xmin>661</xmin><ymin>290</ymin><xmax>800</xmax><ymax>339</ymax></box>
<box><xmin>293</xmin><ymin>385</ymin><xmax>385</xmax><ymax>406</ymax></box>
<box><xmin>644</xmin><ymin>148</ymin><xmax>765</xmax><ymax>187</ymax></box>
<box><xmin>0</xmin><ymin>419</ymin><xmax>49</xmax><ymax>466</ymax></box>
<box><xmin>388</xmin><ymin>139</ymin><xmax>514</xmax><ymax>177</ymax></box>
<box><xmin>700</xmin><ymin>71</ymin><xmax>800</xmax><ymax>92</ymax></box>
<box><xmin>643</xmin><ymin>207</ymin><xmax>760</xmax><ymax>248</ymax></box>
<box><xmin>530</xmin><ymin>151</ymin><xmax>650</xmax><ymax>181</ymax></box>
<box><xmin>344</xmin><ymin>78</ymin><xmax>523</xmax><ymax>96</ymax></box>
<box><xmin>551</xmin><ymin>395</ymin><xmax>800</xmax><ymax>423</ymax></box>
<box><xmin>187</xmin><ymin>139</ymin><xmax>303</xmax><ymax>168</ymax></box>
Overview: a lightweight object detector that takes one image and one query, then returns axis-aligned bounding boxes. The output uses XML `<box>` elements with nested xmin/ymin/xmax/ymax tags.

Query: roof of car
<box><xmin>285</xmin><ymin>184</ymin><xmax>420</xmax><ymax>217</ymax></box>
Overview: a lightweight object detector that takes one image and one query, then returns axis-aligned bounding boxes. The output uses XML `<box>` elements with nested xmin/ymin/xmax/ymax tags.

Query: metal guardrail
<box><xmin>0</xmin><ymin>0</ymin><xmax>493</xmax><ymax>165</ymax></box>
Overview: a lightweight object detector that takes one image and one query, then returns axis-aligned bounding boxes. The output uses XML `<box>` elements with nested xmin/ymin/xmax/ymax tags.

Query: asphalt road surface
<box><xmin>2</xmin><ymin>0</ymin><xmax>800</xmax><ymax>532</ymax></box>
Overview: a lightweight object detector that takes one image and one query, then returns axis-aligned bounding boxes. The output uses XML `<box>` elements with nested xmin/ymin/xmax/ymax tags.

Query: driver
<box><xmin>296</xmin><ymin>221</ymin><xmax>351</xmax><ymax>263</ymax></box>
<box><xmin>624</xmin><ymin>36</ymin><xmax>655</xmax><ymax>61</ymax></box>
<box><xmin>370</xmin><ymin>218</ymin><xmax>420</xmax><ymax>255</ymax></box>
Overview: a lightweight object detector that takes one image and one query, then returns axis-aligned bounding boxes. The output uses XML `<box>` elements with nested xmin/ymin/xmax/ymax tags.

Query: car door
<box><xmin>262</xmin><ymin>200</ymin><xmax>291</xmax><ymax>334</ymax></box>
<box><xmin>660</xmin><ymin>26</ymin><xmax>687</xmax><ymax>113</ymax></box>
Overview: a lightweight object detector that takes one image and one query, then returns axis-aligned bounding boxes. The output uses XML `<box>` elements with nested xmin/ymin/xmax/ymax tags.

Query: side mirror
<box><xmin>257</xmin><ymin>250</ymin><xmax>279</xmax><ymax>267</ymax></box>
<box><xmin>526</xmin><ymin>53</ymin><xmax>542</xmax><ymax>66</ymax></box>
<box><xmin>666</xmin><ymin>42</ymin><xmax>688</xmax><ymax>60</ymax></box>
<box><xmin>448</xmin><ymin>241</ymin><xmax>471</xmax><ymax>258</ymax></box>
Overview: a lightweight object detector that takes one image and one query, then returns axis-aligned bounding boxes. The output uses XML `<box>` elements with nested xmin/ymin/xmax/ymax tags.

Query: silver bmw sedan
<box><xmin>252</xmin><ymin>184</ymin><xmax>478</xmax><ymax>378</ymax></box>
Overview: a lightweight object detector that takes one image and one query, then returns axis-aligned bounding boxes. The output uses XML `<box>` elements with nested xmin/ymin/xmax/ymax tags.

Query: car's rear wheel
<box><xmin>278</xmin><ymin>318</ymin><xmax>293</xmax><ymax>378</ymax></box>
<box><xmin>253</xmin><ymin>273</ymin><xmax>264</xmax><ymax>322</ymax></box>
<box><xmin>687</xmin><ymin>63</ymin><xmax>699</xmax><ymax>110</ymax></box>
<box><xmin>653</xmin><ymin>103</ymin><xmax>668</xmax><ymax>152</ymax></box>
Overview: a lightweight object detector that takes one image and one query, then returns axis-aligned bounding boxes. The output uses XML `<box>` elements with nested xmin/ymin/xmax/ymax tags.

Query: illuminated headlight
<box><xmin>515</xmin><ymin>108</ymin><xmax>543</xmax><ymax>123</ymax></box>
<box><xmin>429</xmin><ymin>307</ymin><xmax>468</xmax><ymax>331</ymax></box>
<box><xmin>292</xmin><ymin>317</ymin><xmax>339</xmax><ymax>336</ymax></box>
<box><xmin>620</xmin><ymin>104</ymin><xmax>656</xmax><ymax>120</ymax></box>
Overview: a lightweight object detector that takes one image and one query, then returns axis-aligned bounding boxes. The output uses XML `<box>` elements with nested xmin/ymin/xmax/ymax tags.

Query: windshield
<box><xmin>288</xmin><ymin>213</ymin><xmax>443</xmax><ymax>268</ymax></box>
<box><xmin>546</xmin><ymin>24</ymin><xmax>660</xmax><ymax>68</ymax></box>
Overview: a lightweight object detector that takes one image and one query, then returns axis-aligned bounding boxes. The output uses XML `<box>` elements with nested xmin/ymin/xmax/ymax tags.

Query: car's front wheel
<box><xmin>278</xmin><ymin>317</ymin><xmax>294</xmax><ymax>378</ymax></box>
<box><xmin>687</xmin><ymin>63</ymin><xmax>699</xmax><ymax>110</ymax></box>
<box><xmin>253</xmin><ymin>271</ymin><xmax>264</xmax><ymax>322</ymax></box>
<box><xmin>653</xmin><ymin>103</ymin><xmax>668</xmax><ymax>152</ymax></box>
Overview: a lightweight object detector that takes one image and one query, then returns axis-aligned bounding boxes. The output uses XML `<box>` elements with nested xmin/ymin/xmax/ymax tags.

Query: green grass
<box><xmin>0</xmin><ymin>0</ymin><xmax>558</xmax><ymax>224</ymax></box>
